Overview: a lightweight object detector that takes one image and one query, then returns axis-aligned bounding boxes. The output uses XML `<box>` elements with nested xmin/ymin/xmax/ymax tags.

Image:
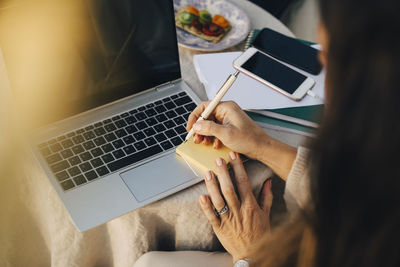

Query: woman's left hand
<box><xmin>199</xmin><ymin>152</ymin><xmax>273</xmax><ymax>263</ymax></box>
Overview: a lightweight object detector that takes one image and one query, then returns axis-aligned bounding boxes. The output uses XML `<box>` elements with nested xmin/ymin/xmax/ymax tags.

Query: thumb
<box><xmin>259</xmin><ymin>179</ymin><xmax>273</xmax><ymax>214</ymax></box>
<box><xmin>192</xmin><ymin>120</ymin><xmax>229</xmax><ymax>141</ymax></box>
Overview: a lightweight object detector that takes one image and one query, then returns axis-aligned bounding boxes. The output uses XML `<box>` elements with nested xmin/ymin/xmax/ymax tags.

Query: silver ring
<box><xmin>216</xmin><ymin>205</ymin><xmax>229</xmax><ymax>216</ymax></box>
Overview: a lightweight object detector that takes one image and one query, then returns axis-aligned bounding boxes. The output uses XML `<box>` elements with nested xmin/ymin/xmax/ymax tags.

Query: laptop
<box><xmin>0</xmin><ymin>0</ymin><xmax>204</xmax><ymax>231</ymax></box>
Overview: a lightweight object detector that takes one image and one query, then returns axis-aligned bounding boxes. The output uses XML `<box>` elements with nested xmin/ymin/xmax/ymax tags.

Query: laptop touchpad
<box><xmin>120</xmin><ymin>153</ymin><xmax>198</xmax><ymax>202</ymax></box>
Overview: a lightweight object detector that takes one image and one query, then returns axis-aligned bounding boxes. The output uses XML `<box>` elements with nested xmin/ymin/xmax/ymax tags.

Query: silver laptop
<box><xmin>1</xmin><ymin>0</ymin><xmax>203</xmax><ymax>231</ymax></box>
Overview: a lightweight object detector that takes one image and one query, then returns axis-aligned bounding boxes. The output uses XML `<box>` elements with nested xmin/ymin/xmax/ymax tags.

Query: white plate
<box><xmin>173</xmin><ymin>0</ymin><xmax>251</xmax><ymax>51</ymax></box>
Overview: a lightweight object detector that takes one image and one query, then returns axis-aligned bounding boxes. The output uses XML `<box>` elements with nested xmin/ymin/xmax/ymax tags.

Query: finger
<box><xmin>193</xmin><ymin>134</ymin><xmax>204</xmax><ymax>144</ymax></box>
<box><xmin>204</xmin><ymin>171</ymin><xmax>227</xmax><ymax>211</ymax></box>
<box><xmin>199</xmin><ymin>195</ymin><xmax>220</xmax><ymax>228</ymax></box>
<box><xmin>259</xmin><ymin>179</ymin><xmax>273</xmax><ymax>214</ymax></box>
<box><xmin>229</xmin><ymin>152</ymin><xmax>257</xmax><ymax>205</ymax></box>
<box><xmin>214</xmin><ymin>158</ymin><xmax>240</xmax><ymax>211</ymax></box>
<box><xmin>192</xmin><ymin>120</ymin><xmax>229</xmax><ymax>141</ymax></box>
<box><xmin>203</xmin><ymin>136</ymin><xmax>212</xmax><ymax>146</ymax></box>
<box><xmin>213</xmin><ymin>138</ymin><xmax>222</xmax><ymax>149</ymax></box>
<box><xmin>186</xmin><ymin>101</ymin><xmax>211</xmax><ymax>131</ymax></box>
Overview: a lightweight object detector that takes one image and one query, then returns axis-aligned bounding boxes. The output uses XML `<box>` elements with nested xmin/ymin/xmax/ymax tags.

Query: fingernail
<box><xmin>229</xmin><ymin>151</ymin><xmax>236</xmax><ymax>160</ymax></box>
<box><xmin>200</xmin><ymin>195</ymin><xmax>207</xmax><ymax>204</ymax></box>
<box><xmin>193</xmin><ymin>123</ymin><xmax>201</xmax><ymax>131</ymax></box>
<box><xmin>205</xmin><ymin>171</ymin><xmax>212</xmax><ymax>181</ymax></box>
<box><xmin>216</xmin><ymin>157</ymin><xmax>223</xmax><ymax>166</ymax></box>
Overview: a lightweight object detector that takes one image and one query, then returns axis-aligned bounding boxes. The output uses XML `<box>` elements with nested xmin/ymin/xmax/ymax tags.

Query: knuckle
<box><xmin>222</xmin><ymin>187</ymin><xmax>236</xmax><ymax>198</ymax></box>
<box><xmin>236</xmin><ymin>174</ymin><xmax>249</xmax><ymax>184</ymax></box>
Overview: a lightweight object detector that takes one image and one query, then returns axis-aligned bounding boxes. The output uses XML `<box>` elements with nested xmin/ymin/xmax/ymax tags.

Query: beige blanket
<box><xmin>0</xmin><ymin>153</ymin><xmax>272</xmax><ymax>267</ymax></box>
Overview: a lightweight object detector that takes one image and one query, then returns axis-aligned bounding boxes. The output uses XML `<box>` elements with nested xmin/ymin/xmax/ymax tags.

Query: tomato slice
<box><xmin>202</xmin><ymin>23</ymin><xmax>223</xmax><ymax>36</ymax></box>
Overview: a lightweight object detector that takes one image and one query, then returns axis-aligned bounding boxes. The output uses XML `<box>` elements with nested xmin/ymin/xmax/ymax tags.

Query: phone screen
<box><xmin>242</xmin><ymin>51</ymin><xmax>307</xmax><ymax>94</ymax></box>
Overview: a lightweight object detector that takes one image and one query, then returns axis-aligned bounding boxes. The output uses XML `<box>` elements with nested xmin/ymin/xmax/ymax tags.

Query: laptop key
<box><xmin>133</xmin><ymin>132</ymin><xmax>146</xmax><ymax>141</ymax></box>
<box><xmin>171</xmin><ymin>137</ymin><xmax>182</xmax><ymax>146</ymax></box>
<box><xmin>112</xmin><ymin>140</ymin><xmax>124</xmax><ymax>149</ymax></box>
<box><xmin>185</xmin><ymin>102</ymin><xmax>197</xmax><ymax>112</ymax></box>
<box><xmin>135</xmin><ymin>121</ymin><xmax>147</xmax><ymax>130</ymax></box>
<box><xmin>162</xmin><ymin>97</ymin><xmax>171</xmax><ymax>102</ymax></box>
<box><xmin>107</xmin><ymin>144</ymin><xmax>163</xmax><ymax>172</ymax></box>
<box><xmin>175</xmin><ymin>107</ymin><xmax>186</xmax><ymax>115</ymax></box>
<box><xmin>79</xmin><ymin>162</ymin><xmax>92</xmax><ymax>172</ymax></box>
<box><xmin>178</xmin><ymin>91</ymin><xmax>187</xmax><ymax>96</ymax></box>
<box><xmin>123</xmin><ymin>145</ymin><xmax>136</xmax><ymax>155</ymax></box>
<box><xmin>164</xmin><ymin>101</ymin><xmax>176</xmax><ymax>109</ymax></box>
<box><xmin>165</xmin><ymin>110</ymin><xmax>177</xmax><ymax>118</ymax></box>
<box><xmin>72</xmin><ymin>144</ymin><xmax>84</xmax><ymax>154</ymax></box>
<box><xmin>121</xmin><ymin>112</ymin><xmax>129</xmax><ymax>118</ymax></box>
<box><xmin>46</xmin><ymin>153</ymin><xmax>62</xmax><ymax>164</ymax></box>
<box><xmin>125</xmin><ymin>125</ymin><xmax>138</xmax><ymax>134</ymax></box>
<box><xmin>85</xmin><ymin>125</ymin><xmax>94</xmax><ymax>131</ymax></box>
<box><xmin>61</xmin><ymin>139</ymin><xmax>74</xmax><ymax>149</ymax></box>
<box><xmin>83</xmin><ymin>141</ymin><xmax>95</xmax><ymax>150</ymax></box>
<box><xmin>40</xmin><ymin>147</ymin><xmax>52</xmax><ymax>157</ymax></box>
<box><xmin>155</xmin><ymin>100</ymin><xmax>162</xmax><ymax>105</ymax></box>
<box><xmin>68</xmin><ymin>166</ymin><xmax>80</xmax><ymax>177</ymax></box>
<box><xmin>115</xmin><ymin>119</ymin><xmax>127</xmax><ymax>128</ymax></box>
<box><xmin>171</xmin><ymin>94</ymin><xmax>179</xmax><ymax>99</ymax></box>
<box><xmin>80</xmin><ymin>152</ymin><xmax>93</xmax><ymax>161</ymax></box>
<box><xmin>55</xmin><ymin>170</ymin><xmax>69</xmax><ymax>181</ymax></box>
<box><xmin>144</xmin><ymin>137</ymin><xmax>156</xmax><ymax>146</ymax></box>
<box><xmin>104</xmin><ymin>133</ymin><xmax>117</xmax><ymax>142</ymax></box>
<box><xmin>103</xmin><ymin>119</ymin><xmax>111</xmax><ymax>124</ymax></box>
<box><xmin>94</xmin><ymin>122</ymin><xmax>103</xmax><ymax>127</ymax></box>
<box><xmin>104</xmin><ymin>123</ymin><xmax>117</xmax><ymax>132</ymax></box>
<box><xmin>174</xmin><ymin>125</ymin><xmax>187</xmax><ymax>134</ymax></box>
<box><xmin>125</xmin><ymin>116</ymin><xmax>137</xmax><ymax>125</ymax></box>
<box><xmin>145</xmin><ymin>108</ymin><xmax>156</xmax><ymax>117</ymax></box>
<box><xmin>144</xmin><ymin>128</ymin><xmax>156</xmax><ymax>137</ymax></box>
<box><xmin>129</xmin><ymin>109</ymin><xmax>138</xmax><ymax>115</ymax></box>
<box><xmin>165</xmin><ymin>129</ymin><xmax>177</xmax><ymax>138</ymax></box>
<box><xmin>134</xmin><ymin>141</ymin><xmax>146</xmax><ymax>151</ymax></box>
<box><xmin>160</xmin><ymin>141</ymin><xmax>173</xmax><ymax>150</ymax></box>
<box><xmin>93</xmin><ymin>136</ymin><xmax>106</xmax><ymax>146</ymax></box>
<box><xmin>112</xmin><ymin>149</ymin><xmax>125</xmax><ymax>159</ymax></box>
<box><xmin>72</xmin><ymin>135</ymin><xmax>85</xmax><ymax>144</ymax></box>
<box><xmin>102</xmin><ymin>153</ymin><xmax>115</xmax><ymax>163</ymax></box>
<box><xmin>68</xmin><ymin>156</ymin><xmax>81</xmax><ymax>166</ymax></box>
<box><xmin>155</xmin><ymin>133</ymin><xmax>167</xmax><ymax>142</ymax></box>
<box><xmin>76</xmin><ymin>129</ymin><xmax>85</xmax><ymax>134</ymax></box>
<box><xmin>96</xmin><ymin>166</ymin><xmax>110</xmax><ymax>176</ymax></box>
<box><xmin>155</xmin><ymin>114</ymin><xmax>167</xmax><ymax>122</ymax></box>
<box><xmin>115</xmin><ymin>129</ymin><xmax>128</xmax><ymax>138</ymax></box>
<box><xmin>94</xmin><ymin>127</ymin><xmax>106</xmax><ymax>136</ymax></box>
<box><xmin>112</xmin><ymin>115</ymin><xmax>121</xmax><ymax>121</ymax></box>
<box><xmin>57</xmin><ymin>136</ymin><xmax>66</xmax><ymax>142</ymax></box>
<box><xmin>51</xmin><ymin>160</ymin><xmax>70</xmax><ymax>173</ymax></box>
<box><xmin>155</xmin><ymin>105</ymin><xmax>167</xmax><ymax>113</ymax></box>
<box><xmin>154</xmin><ymin>123</ymin><xmax>166</xmax><ymax>132</ymax></box>
<box><xmin>60</xmin><ymin>149</ymin><xmax>73</xmax><ymax>159</ymax></box>
<box><xmin>146</xmin><ymin>103</ymin><xmax>154</xmax><ymax>108</ymax></box>
<box><xmin>85</xmin><ymin>170</ymin><xmax>99</xmax><ymax>181</ymax></box>
<box><xmin>50</xmin><ymin>143</ymin><xmax>63</xmax><ymax>153</ymax></box>
<box><xmin>67</xmin><ymin>132</ymin><xmax>76</xmax><ymax>138</ymax></box>
<box><xmin>90</xmin><ymin>158</ymin><xmax>103</xmax><ymax>168</ymax></box>
<box><xmin>123</xmin><ymin>135</ymin><xmax>135</xmax><ymax>144</ymax></box>
<box><xmin>173</xmin><ymin>116</ymin><xmax>185</xmax><ymax>125</ymax></box>
<box><xmin>164</xmin><ymin>120</ymin><xmax>176</xmax><ymax>128</ymax></box>
<box><xmin>73</xmin><ymin>175</ymin><xmax>87</xmax><ymax>185</ymax></box>
<box><xmin>145</xmin><ymin>118</ymin><xmax>158</xmax><ymax>126</ymax></box>
<box><xmin>61</xmin><ymin>179</ymin><xmax>75</xmax><ymax>191</ymax></box>
<box><xmin>180</xmin><ymin>133</ymin><xmax>187</xmax><ymax>142</ymax></box>
<box><xmin>174</xmin><ymin>96</ymin><xmax>191</xmax><ymax>106</ymax></box>
<box><xmin>183</xmin><ymin>112</ymin><xmax>191</xmax><ymax>121</ymax></box>
<box><xmin>135</xmin><ymin>112</ymin><xmax>147</xmax><ymax>121</ymax></box>
<box><xmin>90</xmin><ymin>147</ymin><xmax>103</xmax><ymax>157</ymax></box>
<box><xmin>101</xmin><ymin>144</ymin><xmax>114</xmax><ymax>153</ymax></box>
<box><xmin>138</xmin><ymin>106</ymin><xmax>146</xmax><ymax>111</ymax></box>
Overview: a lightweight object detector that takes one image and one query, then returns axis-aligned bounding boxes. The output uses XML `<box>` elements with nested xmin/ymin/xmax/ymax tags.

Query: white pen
<box><xmin>184</xmin><ymin>71</ymin><xmax>240</xmax><ymax>142</ymax></box>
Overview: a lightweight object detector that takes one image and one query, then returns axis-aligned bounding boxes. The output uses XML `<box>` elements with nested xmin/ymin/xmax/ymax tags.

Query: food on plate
<box><xmin>175</xmin><ymin>6</ymin><xmax>231</xmax><ymax>43</ymax></box>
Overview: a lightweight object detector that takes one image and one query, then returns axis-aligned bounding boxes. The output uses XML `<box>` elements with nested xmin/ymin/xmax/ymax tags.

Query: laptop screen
<box><xmin>0</xmin><ymin>0</ymin><xmax>181</xmax><ymax>129</ymax></box>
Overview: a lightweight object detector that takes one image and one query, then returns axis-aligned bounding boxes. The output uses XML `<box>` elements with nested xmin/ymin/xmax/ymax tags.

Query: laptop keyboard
<box><xmin>38</xmin><ymin>91</ymin><xmax>197</xmax><ymax>191</ymax></box>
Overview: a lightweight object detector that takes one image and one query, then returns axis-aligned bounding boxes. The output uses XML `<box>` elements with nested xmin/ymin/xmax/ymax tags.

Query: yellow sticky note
<box><xmin>176</xmin><ymin>137</ymin><xmax>233</xmax><ymax>173</ymax></box>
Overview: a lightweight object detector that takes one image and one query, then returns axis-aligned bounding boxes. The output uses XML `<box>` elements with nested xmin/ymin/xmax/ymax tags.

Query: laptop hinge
<box><xmin>156</xmin><ymin>78</ymin><xmax>182</xmax><ymax>92</ymax></box>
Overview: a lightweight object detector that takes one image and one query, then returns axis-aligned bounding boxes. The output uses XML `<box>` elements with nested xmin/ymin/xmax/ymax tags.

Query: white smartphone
<box><xmin>233</xmin><ymin>47</ymin><xmax>315</xmax><ymax>101</ymax></box>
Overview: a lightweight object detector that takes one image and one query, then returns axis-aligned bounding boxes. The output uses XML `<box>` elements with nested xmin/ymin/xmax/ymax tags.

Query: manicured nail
<box><xmin>193</xmin><ymin>123</ymin><xmax>201</xmax><ymax>131</ymax></box>
<box><xmin>200</xmin><ymin>195</ymin><xmax>207</xmax><ymax>204</ymax></box>
<box><xmin>229</xmin><ymin>151</ymin><xmax>236</xmax><ymax>160</ymax></box>
<box><xmin>216</xmin><ymin>157</ymin><xmax>223</xmax><ymax>166</ymax></box>
<box><xmin>205</xmin><ymin>171</ymin><xmax>212</xmax><ymax>181</ymax></box>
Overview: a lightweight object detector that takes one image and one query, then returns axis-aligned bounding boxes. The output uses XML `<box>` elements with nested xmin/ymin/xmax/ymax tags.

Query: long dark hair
<box><xmin>251</xmin><ymin>0</ymin><xmax>400</xmax><ymax>266</ymax></box>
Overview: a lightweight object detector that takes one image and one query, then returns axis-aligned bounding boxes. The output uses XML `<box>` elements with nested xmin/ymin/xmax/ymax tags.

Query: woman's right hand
<box><xmin>186</xmin><ymin>101</ymin><xmax>271</xmax><ymax>161</ymax></box>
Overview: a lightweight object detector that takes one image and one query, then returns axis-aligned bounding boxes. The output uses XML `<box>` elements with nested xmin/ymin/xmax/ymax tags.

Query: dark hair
<box><xmin>251</xmin><ymin>0</ymin><xmax>400</xmax><ymax>266</ymax></box>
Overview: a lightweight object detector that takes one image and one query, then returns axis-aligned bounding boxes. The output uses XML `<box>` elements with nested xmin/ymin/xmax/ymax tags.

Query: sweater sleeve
<box><xmin>283</xmin><ymin>146</ymin><xmax>311</xmax><ymax>215</ymax></box>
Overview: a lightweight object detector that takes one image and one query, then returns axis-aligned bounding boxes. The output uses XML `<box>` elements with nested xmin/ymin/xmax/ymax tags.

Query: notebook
<box><xmin>176</xmin><ymin>137</ymin><xmax>232</xmax><ymax>174</ymax></box>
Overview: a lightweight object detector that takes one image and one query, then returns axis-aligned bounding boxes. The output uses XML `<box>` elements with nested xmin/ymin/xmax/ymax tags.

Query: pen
<box><xmin>184</xmin><ymin>71</ymin><xmax>240</xmax><ymax>142</ymax></box>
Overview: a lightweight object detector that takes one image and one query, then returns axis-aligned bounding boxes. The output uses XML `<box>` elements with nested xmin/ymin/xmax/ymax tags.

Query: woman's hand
<box><xmin>199</xmin><ymin>152</ymin><xmax>273</xmax><ymax>263</ymax></box>
<box><xmin>186</xmin><ymin>101</ymin><xmax>271</xmax><ymax>161</ymax></box>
